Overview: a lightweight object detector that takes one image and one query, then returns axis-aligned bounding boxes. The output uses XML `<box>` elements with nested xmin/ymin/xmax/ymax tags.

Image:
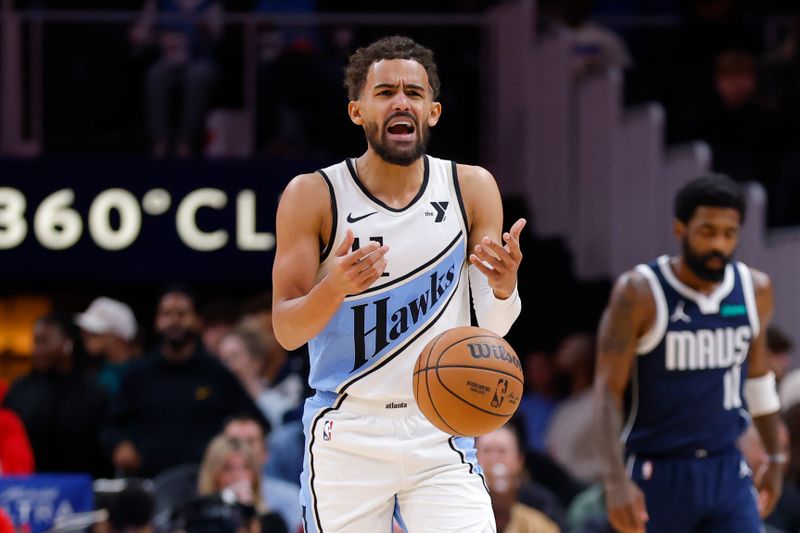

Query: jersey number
<box><xmin>723</xmin><ymin>365</ymin><xmax>742</xmax><ymax>410</ymax></box>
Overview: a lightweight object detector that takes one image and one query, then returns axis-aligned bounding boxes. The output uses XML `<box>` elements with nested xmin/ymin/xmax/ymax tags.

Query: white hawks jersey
<box><xmin>309</xmin><ymin>155</ymin><xmax>471</xmax><ymax>401</ymax></box>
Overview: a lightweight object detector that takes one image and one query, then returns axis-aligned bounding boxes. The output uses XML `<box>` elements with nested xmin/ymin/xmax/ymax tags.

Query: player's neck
<box><xmin>671</xmin><ymin>256</ymin><xmax>721</xmax><ymax>294</ymax></box>
<box><xmin>354</xmin><ymin>150</ymin><xmax>425</xmax><ymax>208</ymax></box>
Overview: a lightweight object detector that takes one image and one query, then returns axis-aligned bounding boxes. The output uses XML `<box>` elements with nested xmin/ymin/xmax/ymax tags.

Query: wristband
<box><xmin>768</xmin><ymin>453</ymin><xmax>788</xmax><ymax>465</ymax></box>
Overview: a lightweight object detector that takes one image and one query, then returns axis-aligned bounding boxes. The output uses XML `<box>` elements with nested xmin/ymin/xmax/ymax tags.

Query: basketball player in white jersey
<box><xmin>272</xmin><ymin>36</ymin><xmax>524</xmax><ymax>533</ymax></box>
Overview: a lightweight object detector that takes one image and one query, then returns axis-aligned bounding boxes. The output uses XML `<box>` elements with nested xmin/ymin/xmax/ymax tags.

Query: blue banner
<box><xmin>0</xmin><ymin>474</ymin><xmax>94</xmax><ymax>533</ymax></box>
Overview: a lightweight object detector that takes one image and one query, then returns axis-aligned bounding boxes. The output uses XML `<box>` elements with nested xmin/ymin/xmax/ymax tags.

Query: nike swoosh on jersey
<box><xmin>346</xmin><ymin>211</ymin><xmax>378</xmax><ymax>223</ymax></box>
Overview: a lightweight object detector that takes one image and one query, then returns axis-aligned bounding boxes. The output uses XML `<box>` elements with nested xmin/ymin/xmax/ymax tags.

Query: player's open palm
<box><xmin>327</xmin><ymin>229</ymin><xmax>389</xmax><ymax>296</ymax></box>
<box><xmin>470</xmin><ymin>218</ymin><xmax>525</xmax><ymax>299</ymax></box>
<box><xmin>605</xmin><ymin>477</ymin><xmax>648</xmax><ymax>533</ymax></box>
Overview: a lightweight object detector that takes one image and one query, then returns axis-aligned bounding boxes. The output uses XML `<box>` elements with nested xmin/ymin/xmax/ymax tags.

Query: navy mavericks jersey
<box><xmin>623</xmin><ymin>255</ymin><xmax>760</xmax><ymax>457</ymax></box>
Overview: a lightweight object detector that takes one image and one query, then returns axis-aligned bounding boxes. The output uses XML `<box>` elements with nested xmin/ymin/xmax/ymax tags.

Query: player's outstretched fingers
<box><xmin>355</xmin><ymin>246</ymin><xmax>388</xmax><ymax>279</ymax></box>
<box><xmin>503</xmin><ymin>218</ymin><xmax>526</xmax><ymax>259</ymax></box>
<box><xmin>469</xmin><ymin>253</ymin><xmax>499</xmax><ymax>278</ymax></box>
<box><xmin>479</xmin><ymin>237</ymin><xmax>511</xmax><ymax>265</ymax></box>
<box><xmin>475</xmin><ymin>243</ymin><xmax>503</xmax><ymax>273</ymax></box>
<box><xmin>336</xmin><ymin>229</ymin><xmax>355</xmax><ymax>257</ymax></box>
<box><xmin>355</xmin><ymin>255</ymin><xmax>387</xmax><ymax>288</ymax></box>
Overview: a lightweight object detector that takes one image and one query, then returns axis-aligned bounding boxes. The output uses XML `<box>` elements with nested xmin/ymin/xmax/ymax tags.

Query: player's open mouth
<box><xmin>386</xmin><ymin>119</ymin><xmax>416</xmax><ymax>141</ymax></box>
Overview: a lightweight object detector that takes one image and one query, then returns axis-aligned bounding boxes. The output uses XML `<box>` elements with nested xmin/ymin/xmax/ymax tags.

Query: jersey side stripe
<box><xmin>317</xmin><ymin>169</ymin><xmax>338</xmax><ymax>263</ymax></box>
<box><xmin>635</xmin><ymin>264</ymin><xmax>669</xmax><ymax>355</ymax></box>
<box><xmin>736</xmin><ymin>262</ymin><xmax>760</xmax><ymax>338</ymax></box>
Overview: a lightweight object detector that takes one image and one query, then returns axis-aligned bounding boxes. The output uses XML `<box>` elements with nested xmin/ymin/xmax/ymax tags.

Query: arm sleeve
<box><xmin>468</xmin><ymin>264</ymin><xmax>522</xmax><ymax>336</ymax></box>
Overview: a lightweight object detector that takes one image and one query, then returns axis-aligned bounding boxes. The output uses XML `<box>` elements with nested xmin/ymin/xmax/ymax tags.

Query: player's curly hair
<box><xmin>674</xmin><ymin>174</ymin><xmax>746</xmax><ymax>224</ymax></box>
<box><xmin>344</xmin><ymin>35</ymin><xmax>441</xmax><ymax>101</ymax></box>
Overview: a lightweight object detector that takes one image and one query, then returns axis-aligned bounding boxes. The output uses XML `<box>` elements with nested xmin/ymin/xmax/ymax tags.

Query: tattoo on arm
<box><xmin>594</xmin><ymin>275</ymin><xmax>645</xmax><ymax>482</ymax></box>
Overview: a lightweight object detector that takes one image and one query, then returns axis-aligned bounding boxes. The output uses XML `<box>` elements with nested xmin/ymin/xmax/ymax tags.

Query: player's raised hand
<box><xmin>756</xmin><ymin>461</ymin><xmax>783</xmax><ymax>518</ymax></box>
<box><xmin>469</xmin><ymin>218</ymin><xmax>525</xmax><ymax>299</ymax></box>
<box><xmin>326</xmin><ymin>229</ymin><xmax>389</xmax><ymax>297</ymax></box>
<box><xmin>605</xmin><ymin>477</ymin><xmax>648</xmax><ymax>533</ymax></box>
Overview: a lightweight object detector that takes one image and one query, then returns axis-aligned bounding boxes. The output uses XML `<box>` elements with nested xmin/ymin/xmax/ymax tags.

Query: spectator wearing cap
<box><xmin>76</xmin><ymin>297</ymin><xmax>140</xmax><ymax>395</ymax></box>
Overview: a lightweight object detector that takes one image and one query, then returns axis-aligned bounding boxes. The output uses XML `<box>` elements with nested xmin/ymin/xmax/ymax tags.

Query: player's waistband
<box><xmin>312</xmin><ymin>390</ymin><xmax>421</xmax><ymax>416</ymax></box>
<box><xmin>626</xmin><ymin>443</ymin><xmax>739</xmax><ymax>461</ymax></box>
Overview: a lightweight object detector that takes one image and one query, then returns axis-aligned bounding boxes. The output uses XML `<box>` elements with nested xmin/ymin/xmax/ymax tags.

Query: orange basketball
<box><xmin>413</xmin><ymin>326</ymin><xmax>524</xmax><ymax>437</ymax></box>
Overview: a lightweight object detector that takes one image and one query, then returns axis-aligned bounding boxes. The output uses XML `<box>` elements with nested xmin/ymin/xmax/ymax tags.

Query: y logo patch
<box><xmin>430</xmin><ymin>201</ymin><xmax>448</xmax><ymax>223</ymax></box>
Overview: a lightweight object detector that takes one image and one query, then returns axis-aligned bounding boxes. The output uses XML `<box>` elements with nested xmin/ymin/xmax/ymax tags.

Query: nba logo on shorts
<box><xmin>323</xmin><ymin>420</ymin><xmax>334</xmax><ymax>441</ymax></box>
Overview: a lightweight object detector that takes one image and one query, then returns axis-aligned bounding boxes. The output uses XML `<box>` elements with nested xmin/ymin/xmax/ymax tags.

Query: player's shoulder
<box><xmin>279</xmin><ymin>171</ymin><xmax>331</xmax><ymax>210</ymax></box>
<box><xmin>454</xmin><ymin>163</ymin><xmax>496</xmax><ymax>188</ymax></box>
<box><xmin>609</xmin><ymin>268</ymin><xmax>655</xmax><ymax>310</ymax></box>
<box><xmin>743</xmin><ymin>264</ymin><xmax>772</xmax><ymax>291</ymax></box>
<box><xmin>453</xmin><ymin>163</ymin><xmax>500</xmax><ymax>209</ymax></box>
<box><xmin>739</xmin><ymin>263</ymin><xmax>773</xmax><ymax>310</ymax></box>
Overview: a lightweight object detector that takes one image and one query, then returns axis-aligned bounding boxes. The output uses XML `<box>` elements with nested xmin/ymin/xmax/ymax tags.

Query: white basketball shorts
<box><xmin>299</xmin><ymin>390</ymin><xmax>496</xmax><ymax>533</ymax></box>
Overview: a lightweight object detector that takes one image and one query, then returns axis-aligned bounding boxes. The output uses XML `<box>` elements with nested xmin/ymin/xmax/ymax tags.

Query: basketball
<box><xmin>413</xmin><ymin>326</ymin><xmax>524</xmax><ymax>437</ymax></box>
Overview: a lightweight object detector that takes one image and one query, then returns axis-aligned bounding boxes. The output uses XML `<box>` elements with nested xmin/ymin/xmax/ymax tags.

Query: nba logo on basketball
<box><xmin>323</xmin><ymin>420</ymin><xmax>333</xmax><ymax>441</ymax></box>
<box><xmin>491</xmin><ymin>378</ymin><xmax>509</xmax><ymax>408</ymax></box>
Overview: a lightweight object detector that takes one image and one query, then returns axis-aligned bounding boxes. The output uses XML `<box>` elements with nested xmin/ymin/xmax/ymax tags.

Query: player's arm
<box><xmin>457</xmin><ymin>164</ymin><xmax>524</xmax><ymax>335</ymax></box>
<box><xmin>271</xmin><ymin>173</ymin><xmax>388</xmax><ymax>350</ymax></box>
<box><xmin>593</xmin><ymin>270</ymin><xmax>654</xmax><ymax>533</ymax></box>
<box><xmin>744</xmin><ymin>269</ymin><xmax>783</xmax><ymax>517</ymax></box>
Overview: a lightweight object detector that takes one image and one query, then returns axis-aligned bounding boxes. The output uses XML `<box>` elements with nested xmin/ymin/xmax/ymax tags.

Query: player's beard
<box><xmin>364</xmin><ymin>113</ymin><xmax>430</xmax><ymax>166</ymax></box>
<box><xmin>682</xmin><ymin>238</ymin><xmax>731</xmax><ymax>282</ymax></box>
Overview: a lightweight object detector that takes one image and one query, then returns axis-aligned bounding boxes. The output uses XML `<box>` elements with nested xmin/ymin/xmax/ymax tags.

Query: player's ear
<box><xmin>348</xmin><ymin>101</ymin><xmax>363</xmax><ymax>126</ymax></box>
<box><xmin>673</xmin><ymin>219</ymin><xmax>686</xmax><ymax>240</ymax></box>
<box><xmin>428</xmin><ymin>101</ymin><xmax>442</xmax><ymax>127</ymax></box>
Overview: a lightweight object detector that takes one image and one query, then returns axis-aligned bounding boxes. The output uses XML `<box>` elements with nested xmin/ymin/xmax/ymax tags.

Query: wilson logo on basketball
<box><xmin>466</xmin><ymin>342</ymin><xmax>521</xmax><ymax>369</ymax></box>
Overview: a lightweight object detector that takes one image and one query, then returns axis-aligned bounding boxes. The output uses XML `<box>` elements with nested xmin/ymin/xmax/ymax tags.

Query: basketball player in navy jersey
<box><xmin>594</xmin><ymin>175</ymin><xmax>784</xmax><ymax>533</ymax></box>
<box><xmin>271</xmin><ymin>36</ymin><xmax>524</xmax><ymax>532</ymax></box>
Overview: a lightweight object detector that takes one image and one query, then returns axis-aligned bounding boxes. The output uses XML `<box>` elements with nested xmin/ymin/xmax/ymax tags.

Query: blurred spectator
<box><xmin>477</xmin><ymin>425</ymin><xmax>561</xmax><ymax>533</ymax></box>
<box><xmin>218</xmin><ymin>326</ymin><xmax>303</xmax><ymax>430</ymax></box>
<box><xmin>241</xmin><ymin>292</ymin><xmax>275</xmax><ymax>337</ymax></box>
<box><xmin>170</xmin><ymin>495</ymin><xmax>261</xmax><ymax>533</ymax></box>
<box><xmin>766</xmin><ymin>326</ymin><xmax>794</xmax><ymax>384</ymax></box>
<box><xmin>103</xmin><ymin>287</ymin><xmax>268</xmax><ymax>478</ymax></box>
<box><xmin>108</xmin><ymin>486</ymin><xmax>156</xmax><ymax>533</ymax></box>
<box><xmin>241</xmin><ymin>292</ymin><xmax>307</xmax><ymax>422</ymax></box>
<box><xmin>697</xmin><ymin>50</ymin><xmax>784</xmax><ymax>188</ymax></box>
<box><xmin>223</xmin><ymin>415</ymin><xmax>302</xmax><ymax>532</ymax></box>
<box><xmin>548</xmin><ymin>0</ymin><xmax>632</xmax><ymax>77</ymax></box>
<box><xmin>75</xmin><ymin>296</ymin><xmax>140</xmax><ymax>395</ymax></box>
<box><xmin>565</xmin><ymin>484</ymin><xmax>612</xmax><ymax>533</ymax></box>
<box><xmin>3</xmin><ymin>314</ymin><xmax>110</xmax><ymax>477</ymax></box>
<box><xmin>0</xmin><ymin>407</ymin><xmax>35</xmax><ymax>475</ymax></box>
<box><xmin>264</xmin><ymin>420</ymin><xmax>304</xmax><ymax>488</ymax></box>
<box><xmin>129</xmin><ymin>0</ymin><xmax>223</xmax><ymax>157</ymax></box>
<box><xmin>516</xmin><ymin>350</ymin><xmax>560</xmax><ymax>452</ymax></box>
<box><xmin>780</xmin><ymin>369</ymin><xmax>800</xmax><ymax>485</ymax></box>
<box><xmin>545</xmin><ymin>333</ymin><xmax>601</xmax><ymax>483</ymax></box>
<box><xmin>197</xmin><ymin>435</ymin><xmax>287</xmax><ymax>533</ymax></box>
<box><xmin>200</xmin><ymin>298</ymin><xmax>239</xmax><ymax>357</ymax></box>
